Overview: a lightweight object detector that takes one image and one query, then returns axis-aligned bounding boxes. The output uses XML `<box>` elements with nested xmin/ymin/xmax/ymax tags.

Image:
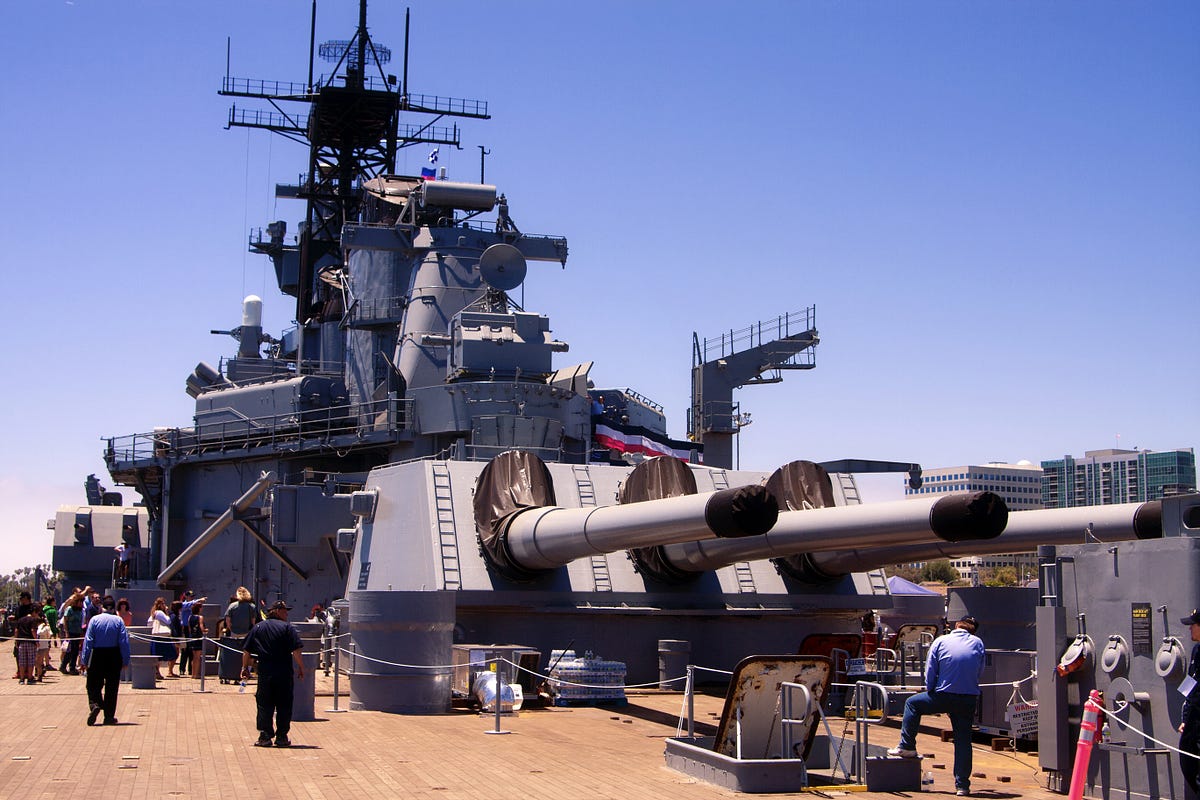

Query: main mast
<box><xmin>218</xmin><ymin>1</ymin><xmax>489</xmax><ymax>369</ymax></box>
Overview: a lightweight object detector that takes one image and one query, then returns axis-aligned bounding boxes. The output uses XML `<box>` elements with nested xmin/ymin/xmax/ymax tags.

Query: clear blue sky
<box><xmin>2</xmin><ymin>1</ymin><xmax>1197</xmax><ymax>574</ymax></box>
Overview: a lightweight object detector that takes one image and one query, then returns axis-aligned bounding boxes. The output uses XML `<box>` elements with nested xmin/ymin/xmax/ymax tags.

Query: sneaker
<box><xmin>274</xmin><ymin>736</ymin><xmax>291</xmax><ymax>748</ymax></box>
<box><xmin>886</xmin><ymin>746</ymin><xmax>918</xmax><ymax>758</ymax></box>
<box><xmin>253</xmin><ymin>734</ymin><xmax>273</xmax><ymax>747</ymax></box>
<box><xmin>87</xmin><ymin>705</ymin><xmax>102</xmax><ymax>726</ymax></box>
<box><xmin>956</xmin><ymin>791</ymin><xmax>970</xmax><ymax>797</ymax></box>
<box><xmin>103</xmin><ymin>718</ymin><xmax>118</xmax><ymax>726</ymax></box>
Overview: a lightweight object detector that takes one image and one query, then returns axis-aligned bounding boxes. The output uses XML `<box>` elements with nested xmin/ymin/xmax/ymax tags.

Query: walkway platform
<box><xmin>0</xmin><ymin>650</ymin><xmax>1063</xmax><ymax>799</ymax></box>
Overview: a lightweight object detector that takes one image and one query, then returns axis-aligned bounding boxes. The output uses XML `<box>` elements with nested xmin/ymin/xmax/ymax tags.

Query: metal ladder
<box><xmin>710</xmin><ymin>469</ymin><xmax>756</xmax><ymax>593</ymax></box>
<box><xmin>835</xmin><ymin>471</ymin><xmax>862</xmax><ymax>505</ymax></box>
<box><xmin>573</xmin><ymin>465</ymin><xmax>612</xmax><ymax>592</ymax></box>
<box><xmin>431</xmin><ymin>462</ymin><xmax>461</xmax><ymax>590</ymax></box>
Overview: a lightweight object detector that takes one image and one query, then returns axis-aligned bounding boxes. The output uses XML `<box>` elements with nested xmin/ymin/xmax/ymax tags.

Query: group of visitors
<box><xmin>6</xmin><ymin>584</ymin><xmax>330</xmax><ymax>749</ymax></box>
<box><xmin>145</xmin><ymin>591</ymin><xmax>210</xmax><ymax>678</ymax></box>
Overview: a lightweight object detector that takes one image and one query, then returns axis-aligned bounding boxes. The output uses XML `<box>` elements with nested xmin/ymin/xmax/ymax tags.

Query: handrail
<box><xmin>695</xmin><ymin>307</ymin><xmax>817</xmax><ymax>364</ymax></box>
<box><xmin>105</xmin><ymin>396</ymin><xmax>412</xmax><ymax>467</ymax></box>
<box><xmin>853</xmin><ymin>681</ymin><xmax>891</xmax><ymax>781</ymax></box>
<box><xmin>780</xmin><ymin>681</ymin><xmax>814</xmax><ymax>762</ymax></box>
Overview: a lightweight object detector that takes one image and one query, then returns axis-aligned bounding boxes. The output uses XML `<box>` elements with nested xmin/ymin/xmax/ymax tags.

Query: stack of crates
<box><xmin>549</xmin><ymin>650</ymin><xmax>627</xmax><ymax>705</ymax></box>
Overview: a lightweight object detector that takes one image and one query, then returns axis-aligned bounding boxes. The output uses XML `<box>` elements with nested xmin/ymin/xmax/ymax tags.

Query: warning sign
<box><xmin>1131</xmin><ymin>602</ymin><xmax>1152</xmax><ymax>657</ymax></box>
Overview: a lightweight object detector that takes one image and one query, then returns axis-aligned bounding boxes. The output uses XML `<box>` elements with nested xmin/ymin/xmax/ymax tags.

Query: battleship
<box><xmin>45</xmin><ymin>3</ymin><xmax>1200</xmax><ymax>797</ymax></box>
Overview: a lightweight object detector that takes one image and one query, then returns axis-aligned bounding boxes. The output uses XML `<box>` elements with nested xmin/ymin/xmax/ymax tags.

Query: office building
<box><xmin>1041</xmin><ymin>448</ymin><xmax>1196</xmax><ymax>507</ymax></box>
<box><xmin>902</xmin><ymin>461</ymin><xmax>1043</xmax><ymax>580</ymax></box>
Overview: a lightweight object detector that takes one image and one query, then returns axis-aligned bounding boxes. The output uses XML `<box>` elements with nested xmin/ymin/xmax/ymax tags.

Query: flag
<box><xmin>592</xmin><ymin>420</ymin><xmax>701</xmax><ymax>463</ymax></box>
<box><xmin>428</xmin><ymin>147</ymin><xmax>439</xmax><ymax>164</ymax></box>
<box><xmin>420</xmin><ymin>167</ymin><xmax>436</xmax><ymax>181</ymax></box>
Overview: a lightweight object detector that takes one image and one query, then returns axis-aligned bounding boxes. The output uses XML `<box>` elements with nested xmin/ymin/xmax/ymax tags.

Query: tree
<box><xmin>0</xmin><ymin>564</ymin><xmax>65</xmax><ymax>608</ymax></box>
<box><xmin>981</xmin><ymin>566</ymin><xmax>1018</xmax><ymax>587</ymax></box>
<box><xmin>920</xmin><ymin>559</ymin><xmax>960</xmax><ymax>585</ymax></box>
<box><xmin>887</xmin><ymin>564</ymin><xmax>923</xmax><ymax>583</ymax></box>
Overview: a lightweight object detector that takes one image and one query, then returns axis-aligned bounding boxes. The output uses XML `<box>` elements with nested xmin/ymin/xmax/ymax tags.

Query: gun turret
<box><xmin>473</xmin><ymin>451</ymin><xmax>778</xmax><ymax>581</ymax></box>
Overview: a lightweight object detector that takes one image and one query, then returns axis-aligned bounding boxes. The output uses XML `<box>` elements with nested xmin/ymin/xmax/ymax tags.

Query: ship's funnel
<box><xmin>787</xmin><ymin>499</ymin><xmax>1164</xmax><ymax>584</ymax></box>
<box><xmin>659</xmin><ymin>460</ymin><xmax>1008</xmax><ymax>575</ymax></box>
<box><xmin>473</xmin><ymin>451</ymin><xmax>778</xmax><ymax>581</ymax></box>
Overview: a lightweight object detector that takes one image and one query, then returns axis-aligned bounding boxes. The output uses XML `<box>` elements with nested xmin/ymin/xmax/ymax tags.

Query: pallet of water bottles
<box><xmin>548</xmin><ymin>650</ymin><xmax>627</xmax><ymax>706</ymax></box>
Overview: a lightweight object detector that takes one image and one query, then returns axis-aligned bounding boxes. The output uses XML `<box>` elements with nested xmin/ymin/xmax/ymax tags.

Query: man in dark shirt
<box><xmin>1178</xmin><ymin>609</ymin><xmax>1200</xmax><ymax>795</ymax></box>
<box><xmin>242</xmin><ymin>601</ymin><xmax>304</xmax><ymax>747</ymax></box>
<box><xmin>81</xmin><ymin>597</ymin><xmax>130</xmax><ymax>726</ymax></box>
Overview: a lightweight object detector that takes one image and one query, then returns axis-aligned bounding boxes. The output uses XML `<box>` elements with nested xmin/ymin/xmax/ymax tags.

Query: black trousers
<box><xmin>255</xmin><ymin>673</ymin><xmax>294</xmax><ymax>738</ymax></box>
<box><xmin>86</xmin><ymin>647</ymin><xmax>123</xmax><ymax>722</ymax></box>
<box><xmin>61</xmin><ymin>638</ymin><xmax>81</xmax><ymax>672</ymax></box>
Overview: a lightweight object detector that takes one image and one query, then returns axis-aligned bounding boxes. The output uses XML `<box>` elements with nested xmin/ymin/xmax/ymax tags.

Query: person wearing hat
<box><xmin>888</xmin><ymin>615</ymin><xmax>985</xmax><ymax>797</ymax></box>
<box><xmin>241</xmin><ymin>601</ymin><xmax>305</xmax><ymax>747</ymax></box>
<box><xmin>1178</xmin><ymin>609</ymin><xmax>1200</xmax><ymax>794</ymax></box>
<box><xmin>80</xmin><ymin>595</ymin><xmax>130</xmax><ymax>726</ymax></box>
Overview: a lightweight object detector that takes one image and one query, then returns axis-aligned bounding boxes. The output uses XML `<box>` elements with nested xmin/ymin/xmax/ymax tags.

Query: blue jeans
<box><xmin>899</xmin><ymin>690</ymin><xmax>979</xmax><ymax>792</ymax></box>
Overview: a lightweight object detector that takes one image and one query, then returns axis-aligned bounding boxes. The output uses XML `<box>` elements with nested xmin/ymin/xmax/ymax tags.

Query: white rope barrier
<box><xmin>1097</xmin><ymin>701</ymin><xmax>1200</xmax><ymax>761</ymax></box>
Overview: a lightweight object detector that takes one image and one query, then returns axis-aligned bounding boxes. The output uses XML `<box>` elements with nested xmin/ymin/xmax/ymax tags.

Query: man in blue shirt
<box><xmin>81</xmin><ymin>596</ymin><xmax>130</xmax><ymax>726</ymax></box>
<box><xmin>888</xmin><ymin>615</ymin><xmax>985</xmax><ymax>797</ymax></box>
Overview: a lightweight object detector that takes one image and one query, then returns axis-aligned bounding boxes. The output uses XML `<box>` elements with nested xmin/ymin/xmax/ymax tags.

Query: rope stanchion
<box><xmin>326</xmin><ymin>639</ymin><xmax>346</xmax><ymax>713</ymax></box>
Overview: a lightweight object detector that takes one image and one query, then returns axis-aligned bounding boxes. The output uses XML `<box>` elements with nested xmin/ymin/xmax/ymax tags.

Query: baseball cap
<box><xmin>958</xmin><ymin>615</ymin><xmax>979</xmax><ymax>632</ymax></box>
<box><xmin>1181</xmin><ymin>609</ymin><xmax>1200</xmax><ymax>626</ymax></box>
<box><xmin>269</xmin><ymin>601</ymin><xmax>293</xmax><ymax>612</ymax></box>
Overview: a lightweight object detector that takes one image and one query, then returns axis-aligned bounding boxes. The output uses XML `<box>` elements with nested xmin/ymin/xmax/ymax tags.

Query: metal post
<box><xmin>484</xmin><ymin>661</ymin><xmax>510</xmax><ymax>735</ymax></box>
<box><xmin>326</xmin><ymin>637</ymin><xmax>346</xmax><ymax>713</ymax></box>
<box><xmin>194</xmin><ymin>637</ymin><xmax>211</xmax><ymax>694</ymax></box>
<box><xmin>686</xmin><ymin>664</ymin><xmax>695</xmax><ymax>740</ymax></box>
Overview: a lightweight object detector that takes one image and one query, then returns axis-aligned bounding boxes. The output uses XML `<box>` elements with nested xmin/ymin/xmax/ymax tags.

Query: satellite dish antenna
<box><xmin>478</xmin><ymin>243</ymin><xmax>527</xmax><ymax>291</ymax></box>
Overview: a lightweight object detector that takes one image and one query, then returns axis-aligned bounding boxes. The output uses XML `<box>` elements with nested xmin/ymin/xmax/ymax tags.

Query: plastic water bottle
<box><xmin>1101</xmin><ymin>721</ymin><xmax>1110</xmax><ymax>743</ymax></box>
<box><xmin>239</xmin><ymin>679</ymin><xmax>247</xmax><ymax>694</ymax></box>
<box><xmin>922</xmin><ymin>770</ymin><xmax>934</xmax><ymax>791</ymax></box>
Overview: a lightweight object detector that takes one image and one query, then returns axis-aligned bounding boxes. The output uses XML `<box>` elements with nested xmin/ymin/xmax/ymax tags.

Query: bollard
<box><xmin>291</xmin><ymin>621</ymin><xmax>322</xmax><ymax>722</ymax></box>
<box><xmin>130</xmin><ymin>654</ymin><xmax>159</xmax><ymax>689</ymax></box>
<box><xmin>658</xmin><ymin>639</ymin><xmax>691</xmax><ymax>691</ymax></box>
<box><xmin>1067</xmin><ymin>689</ymin><xmax>1104</xmax><ymax>800</ymax></box>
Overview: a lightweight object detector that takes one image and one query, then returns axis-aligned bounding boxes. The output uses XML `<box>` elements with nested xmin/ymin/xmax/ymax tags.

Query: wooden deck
<box><xmin>0</xmin><ymin>648</ymin><xmax>1064</xmax><ymax>799</ymax></box>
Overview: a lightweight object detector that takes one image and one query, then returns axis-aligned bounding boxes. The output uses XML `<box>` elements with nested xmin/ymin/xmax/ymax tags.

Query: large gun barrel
<box><xmin>789</xmin><ymin>500</ymin><xmax>1163</xmax><ymax>583</ymax></box>
<box><xmin>474</xmin><ymin>450</ymin><xmax>777</xmax><ymax>580</ymax></box>
<box><xmin>503</xmin><ymin>486</ymin><xmax>777</xmax><ymax>570</ymax></box>
<box><xmin>660</xmin><ymin>490</ymin><xmax>1008</xmax><ymax>574</ymax></box>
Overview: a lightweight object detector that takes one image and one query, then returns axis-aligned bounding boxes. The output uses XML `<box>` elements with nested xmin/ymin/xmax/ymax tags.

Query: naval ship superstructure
<box><xmin>55</xmin><ymin>3</ymin><xmax>1189</xmax><ymax>726</ymax></box>
<box><xmin>50</xmin><ymin>2</ymin><xmax>954</xmax><ymax>699</ymax></box>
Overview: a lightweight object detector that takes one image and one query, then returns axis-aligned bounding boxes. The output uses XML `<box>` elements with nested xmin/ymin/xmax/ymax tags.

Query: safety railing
<box><xmin>105</xmin><ymin>396</ymin><xmax>412</xmax><ymax>468</ymax></box>
<box><xmin>694</xmin><ymin>307</ymin><xmax>817</xmax><ymax>364</ymax></box>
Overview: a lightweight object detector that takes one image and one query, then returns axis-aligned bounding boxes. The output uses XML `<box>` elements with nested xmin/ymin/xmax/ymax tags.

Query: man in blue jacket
<box><xmin>81</xmin><ymin>596</ymin><xmax>130</xmax><ymax>726</ymax></box>
<box><xmin>888</xmin><ymin>615</ymin><xmax>985</xmax><ymax>797</ymax></box>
